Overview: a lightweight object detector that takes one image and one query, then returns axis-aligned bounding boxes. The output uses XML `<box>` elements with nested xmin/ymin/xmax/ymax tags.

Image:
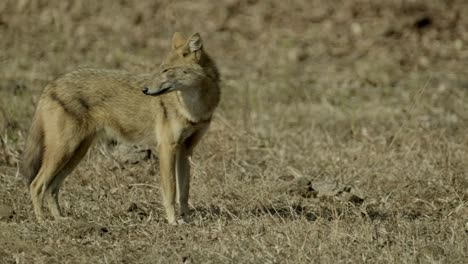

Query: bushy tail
<box><xmin>20</xmin><ymin>114</ymin><xmax>44</xmax><ymax>186</ymax></box>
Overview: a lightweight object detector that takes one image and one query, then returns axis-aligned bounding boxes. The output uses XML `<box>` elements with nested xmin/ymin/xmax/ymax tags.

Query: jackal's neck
<box><xmin>175</xmin><ymin>79</ymin><xmax>219</xmax><ymax>123</ymax></box>
<box><xmin>200</xmin><ymin>53</ymin><xmax>220</xmax><ymax>83</ymax></box>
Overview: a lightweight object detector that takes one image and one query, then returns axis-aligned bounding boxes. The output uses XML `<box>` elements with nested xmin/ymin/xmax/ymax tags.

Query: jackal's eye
<box><xmin>182</xmin><ymin>51</ymin><xmax>189</xmax><ymax>57</ymax></box>
<box><xmin>183</xmin><ymin>70</ymin><xmax>188</xmax><ymax>74</ymax></box>
<box><xmin>162</xmin><ymin>69</ymin><xmax>169</xmax><ymax>73</ymax></box>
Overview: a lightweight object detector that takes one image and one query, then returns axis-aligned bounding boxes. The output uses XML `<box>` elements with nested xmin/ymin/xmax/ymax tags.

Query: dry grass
<box><xmin>1</xmin><ymin>0</ymin><xmax>468</xmax><ymax>263</ymax></box>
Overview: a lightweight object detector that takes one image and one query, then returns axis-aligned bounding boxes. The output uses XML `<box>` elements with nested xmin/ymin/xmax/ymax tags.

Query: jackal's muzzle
<box><xmin>142</xmin><ymin>82</ymin><xmax>175</xmax><ymax>96</ymax></box>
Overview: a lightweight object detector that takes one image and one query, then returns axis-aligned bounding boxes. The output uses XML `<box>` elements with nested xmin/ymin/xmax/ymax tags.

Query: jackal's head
<box><xmin>160</xmin><ymin>32</ymin><xmax>204</xmax><ymax>70</ymax></box>
<box><xmin>142</xmin><ymin>64</ymin><xmax>208</xmax><ymax>96</ymax></box>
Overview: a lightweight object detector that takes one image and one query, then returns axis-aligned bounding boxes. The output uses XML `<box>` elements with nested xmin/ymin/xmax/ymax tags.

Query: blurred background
<box><xmin>1</xmin><ymin>0</ymin><xmax>468</xmax><ymax>134</ymax></box>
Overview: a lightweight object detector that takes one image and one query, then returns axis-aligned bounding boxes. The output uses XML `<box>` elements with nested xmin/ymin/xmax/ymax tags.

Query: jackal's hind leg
<box><xmin>30</xmin><ymin>169</ymin><xmax>47</xmax><ymax>222</ymax></box>
<box><xmin>44</xmin><ymin>136</ymin><xmax>94</xmax><ymax>220</ymax></box>
<box><xmin>30</xmin><ymin>151</ymin><xmax>67</xmax><ymax>222</ymax></box>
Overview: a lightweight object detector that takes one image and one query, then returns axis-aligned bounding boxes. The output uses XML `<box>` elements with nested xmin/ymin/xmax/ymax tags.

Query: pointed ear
<box><xmin>188</xmin><ymin>32</ymin><xmax>202</xmax><ymax>53</ymax></box>
<box><xmin>172</xmin><ymin>32</ymin><xmax>185</xmax><ymax>50</ymax></box>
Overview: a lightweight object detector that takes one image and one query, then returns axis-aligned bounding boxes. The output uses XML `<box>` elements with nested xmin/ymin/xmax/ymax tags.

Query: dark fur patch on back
<box><xmin>49</xmin><ymin>91</ymin><xmax>79</xmax><ymax>120</ymax></box>
<box><xmin>78</xmin><ymin>96</ymin><xmax>90</xmax><ymax>110</ymax></box>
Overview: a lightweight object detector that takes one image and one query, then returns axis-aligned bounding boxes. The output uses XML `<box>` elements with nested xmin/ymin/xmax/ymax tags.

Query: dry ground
<box><xmin>1</xmin><ymin>0</ymin><xmax>468</xmax><ymax>263</ymax></box>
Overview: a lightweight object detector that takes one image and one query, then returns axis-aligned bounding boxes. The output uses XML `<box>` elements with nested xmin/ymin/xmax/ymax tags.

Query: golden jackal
<box><xmin>21</xmin><ymin>32</ymin><xmax>220</xmax><ymax>224</ymax></box>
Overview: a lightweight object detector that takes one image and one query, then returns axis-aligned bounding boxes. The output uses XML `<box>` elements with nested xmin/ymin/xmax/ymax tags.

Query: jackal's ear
<box><xmin>172</xmin><ymin>32</ymin><xmax>186</xmax><ymax>50</ymax></box>
<box><xmin>188</xmin><ymin>33</ymin><xmax>202</xmax><ymax>53</ymax></box>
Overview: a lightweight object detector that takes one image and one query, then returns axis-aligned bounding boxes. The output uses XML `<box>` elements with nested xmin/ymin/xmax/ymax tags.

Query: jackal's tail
<box><xmin>20</xmin><ymin>113</ymin><xmax>44</xmax><ymax>186</ymax></box>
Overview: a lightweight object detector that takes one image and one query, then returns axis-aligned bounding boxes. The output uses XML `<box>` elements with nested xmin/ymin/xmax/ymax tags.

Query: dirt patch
<box><xmin>0</xmin><ymin>204</ymin><xmax>14</xmax><ymax>221</ymax></box>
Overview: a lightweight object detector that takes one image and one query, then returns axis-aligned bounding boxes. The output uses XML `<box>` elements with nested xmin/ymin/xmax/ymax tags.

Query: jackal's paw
<box><xmin>34</xmin><ymin>214</ymin><xmax>45</xmax><ymax>224</ymax></box>
<box><xmin>166</xmin><ymin>215</ymin><xmax>177</xmax><ymax>225</ymax></box>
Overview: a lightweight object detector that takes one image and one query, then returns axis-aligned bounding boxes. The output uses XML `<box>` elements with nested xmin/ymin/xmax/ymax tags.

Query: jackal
<box><xmin>21</xmin><ymin>32</ymin><xmax>220</xmax><ymax>224</ymax></box>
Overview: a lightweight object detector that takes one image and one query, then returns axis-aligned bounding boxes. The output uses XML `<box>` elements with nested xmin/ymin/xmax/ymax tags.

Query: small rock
<box><xmin>315</xmin><ymin>181</ymin><xmax>365</xmax><ymax>204</ymax></box>
<box><xmin>351</xmin><ymin>22</ymin><xmax>362</xmax><ymax>36</ymax></box>
<box><xmin>71</xmin><ymin>221</ymin><xmax>109</xmax><ymax>238</ymax></box>
<box><xmin>182</xmin><ymin>256</ymin><xmax>192</xmax><ymax>264</ymax></box>
<box><xmin>417</xmin><ymin>244</ymin><xmax>445</xmax><ymax>262</ymax></box>
<box><xmin>414</xmin><ymin>16</ymin><xmax>432</xmax><ymax>29</ymax></box>
<box><xmin>276</xmin><ymin>174</ymin><xmax>365</xmax><ymax>203</ymax></box>
<box><xmin>276</xmin><ymin>176</ymin><xmax>317</xmax><ymax>198</ymax></box>
<box><xmin>343</xmin><ymin>193</ymin><xmax>364</xmax><ymax>205</ymax></box>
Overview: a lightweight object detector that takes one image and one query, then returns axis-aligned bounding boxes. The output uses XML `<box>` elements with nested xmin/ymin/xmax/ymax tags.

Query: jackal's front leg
<box><xmin>176</xmin><ymin>145</ymin><xmax>190</xmax><ymax>222</ymax></box>
<box><xmin>158</xmin><ymin>143</ymin><xmax>177</xmax><ymax>224</ymax></box>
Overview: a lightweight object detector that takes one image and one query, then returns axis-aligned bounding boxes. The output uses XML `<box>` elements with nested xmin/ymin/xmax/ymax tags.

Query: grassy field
<box><xmin>1</xmin><ymin>0</ymin><xmax>468</xmax><ymax>263</ymax></box>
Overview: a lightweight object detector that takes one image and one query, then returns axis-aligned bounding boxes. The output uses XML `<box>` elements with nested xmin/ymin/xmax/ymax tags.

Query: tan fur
<box><xmin>21</xmin><ymin>32</ymin><xmax>220</xmax><ymax>224</ymax></box>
